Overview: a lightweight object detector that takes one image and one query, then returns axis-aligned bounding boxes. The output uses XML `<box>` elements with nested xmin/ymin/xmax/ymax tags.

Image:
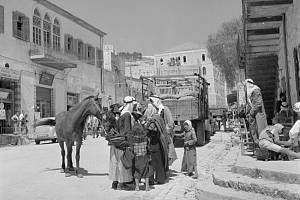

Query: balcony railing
<box><xmin>29</xmin><ymin>43</ymin><xmax>77</xmax><ymax>69</ymax></box>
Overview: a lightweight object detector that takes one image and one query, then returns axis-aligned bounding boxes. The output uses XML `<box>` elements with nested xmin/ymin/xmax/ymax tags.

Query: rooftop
<box><xmin>33</xmin><ymin>0</ymin><xmax>106</xmax><ymax>36</ymax></box>
<box><xmin>163</xmin><ymin>42</ymin><xmax>205</xmax><ymax>54</ymax></box>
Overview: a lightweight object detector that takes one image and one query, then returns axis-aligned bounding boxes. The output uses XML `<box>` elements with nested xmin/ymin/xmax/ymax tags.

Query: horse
<box><xmin>55</xmin><ymin>95</ymin><xmax>103</xmax><ymax>178</ymax></box>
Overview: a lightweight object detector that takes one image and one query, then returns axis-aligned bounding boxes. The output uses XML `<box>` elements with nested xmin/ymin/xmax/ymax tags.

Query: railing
<box><xmin>29</xmin><ymin>43</ymin><xmax>78</xmax><ymax>63</ymax></box>
<box><xmin>0</xmin><ymin>120</ymin><xmax>28</xmax><ymax>135</ymax></box>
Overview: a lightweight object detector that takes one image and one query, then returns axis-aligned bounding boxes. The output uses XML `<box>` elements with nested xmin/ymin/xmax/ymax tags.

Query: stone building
<box><xmin>0</xmin><ymin>0</ymin><xmax>106</xmax><ymax>133</ymax></box>
<box><xmin>241</xmin><ymin>0</ymin><xmax>299</xmax><ymax>123</ymax></box>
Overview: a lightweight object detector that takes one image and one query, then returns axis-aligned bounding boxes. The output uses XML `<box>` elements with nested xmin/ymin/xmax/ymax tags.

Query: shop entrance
<box><xmin>0</xmin><ymin>79</ymin><xmax>19</xmax><ymax>134</ymax></box>
<box><xmin>36</xmin><ymin>86</ymin><xmax>53</xmax><ymax>118</ymax></box>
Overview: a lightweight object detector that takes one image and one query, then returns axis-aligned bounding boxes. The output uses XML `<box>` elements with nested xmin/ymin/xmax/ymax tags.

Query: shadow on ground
<box><xmin>43</xmin><ymin>167</ymin><xmax>109</xmax><ymax>177</ymax></box>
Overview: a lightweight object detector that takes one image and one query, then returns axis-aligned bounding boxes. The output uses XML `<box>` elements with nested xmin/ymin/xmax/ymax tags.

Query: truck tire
<box><xmin>193</xmin><ymin>120</ymin><xmax>205</xmax><ymax>146</ymax></box>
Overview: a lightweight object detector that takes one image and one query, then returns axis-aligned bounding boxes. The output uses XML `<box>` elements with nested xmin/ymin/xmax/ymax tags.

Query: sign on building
<box><xmin>0</xmin><ymin>67</ymin><xmax>20</xmax><ymax>80</ymax></box>
<box><xmin>0</xmin><ymin>102</ymin><xmax>5</xmax><ymax>120</ymax></box>
<box><xmin>104</xmin><ymin>45</ymin><xmax>114</xmax><ymax>71</ymax></box>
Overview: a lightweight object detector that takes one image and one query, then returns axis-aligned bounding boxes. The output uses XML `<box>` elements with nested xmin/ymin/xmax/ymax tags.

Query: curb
<box><xmin>231</xmin><ymin>165</ymin><xmax>300</xmax><ymax>185</ymax></box>
<box><xmin>212</xmin><ymin>171</ymin><xmax>300</xmax><ymax>200</ymax></box>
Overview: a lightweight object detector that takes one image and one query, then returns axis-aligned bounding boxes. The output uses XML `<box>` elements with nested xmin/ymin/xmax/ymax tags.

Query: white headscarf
<box><xmin>120</xmin><ymin>96</ymin><xmax>135</xmax><ymax>116</ymax></box>
<box><xmin>149</xmin><ymin>95</ymin><xmax>164</xmax><ymax>115</ymax></box>
<box><xmin>245</xmin><ymin>79</ymin><xmax>260</xmax><ymax>105</ymax></box>
<box><xmin>184</xmin><ymin>120</ymin><xmax>193</xmax><ymax>131</ymax></box>
<box><xmin>293</xmin><ymin>102</ymin><xmax>300</xmax><ymax>113</ymax></box>
<box><xmin>272</xmin><ymin>123</ymin><xmax>284</xmax><ymax>135</ymax></box>
<box><xmin>144</xmin><ymin>103</ymin><xmax>157</xmax><ymax>119</ymax></box>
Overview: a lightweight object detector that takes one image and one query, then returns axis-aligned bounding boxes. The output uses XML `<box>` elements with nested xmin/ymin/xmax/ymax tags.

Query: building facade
<box><xmin>278</xmin><ymin>0</ymin><xmax>300</xmax><ymax>107</ymax></box>
<box><xmin>154</xmin><ymin>43</ymin><xmax>227</xmax><ymax>109</ymax></box>
<box><xmin>123</xmin><ymin>56</ymin><xmax>156</xmax><ymax>101</ymax></box>
<box><xmin>241</xmin><ymin>0</ymin><xmax>299</xmax><ymax>123</ymax></box>
<box><xmin>0</xmin><ymin>0</ymin><xmax>105</xmax><ymax>133</ymax></box>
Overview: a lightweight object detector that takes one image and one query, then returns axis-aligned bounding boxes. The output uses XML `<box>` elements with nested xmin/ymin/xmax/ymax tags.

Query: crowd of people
<box><xmin>101</xmin><ymin>95</ymin><xmax>198</xmax><ymax>191</ymax></box>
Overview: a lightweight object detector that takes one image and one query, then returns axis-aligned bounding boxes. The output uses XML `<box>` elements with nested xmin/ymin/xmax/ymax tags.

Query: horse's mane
<box><xmin>82</xmin><ymin>95</ymin><xmax>96</xmax><ymax>101</ymax></box>
<box><xmin>69</xmin><ymin>96</ymin><xmax>95</xmax><ymax>111</ymax></box>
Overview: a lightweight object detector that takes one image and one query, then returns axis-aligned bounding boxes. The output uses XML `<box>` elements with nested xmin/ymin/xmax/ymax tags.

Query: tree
<box><xmin>206</xmin><ymin>18</ymin><xmax>242</xmax><ymax>88</ymax></box>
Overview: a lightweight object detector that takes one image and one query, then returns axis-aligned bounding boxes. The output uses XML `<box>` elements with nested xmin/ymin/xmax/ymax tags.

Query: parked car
<box><xmin>34</xmin><ymin>117</ymin><xmax>57</xmax><ymax>144</ymax></box>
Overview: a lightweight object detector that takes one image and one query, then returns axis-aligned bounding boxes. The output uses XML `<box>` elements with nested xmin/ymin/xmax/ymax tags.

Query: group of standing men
<box><xmin>103</xmin><ymin>95</ymin><xmax>178</xmax><ymax>191</ymax></box>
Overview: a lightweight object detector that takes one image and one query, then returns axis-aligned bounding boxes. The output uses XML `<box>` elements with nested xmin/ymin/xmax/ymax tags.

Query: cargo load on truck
<box><xmin>141</xmin><ymin>74</ymin><xmax>209</xmax><ymax>146</ymax></box>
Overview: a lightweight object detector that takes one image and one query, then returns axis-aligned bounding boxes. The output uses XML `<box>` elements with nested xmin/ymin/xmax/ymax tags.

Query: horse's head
<box><xmin>87</xmin><ymin>95</ymin><xmax>104</xmax><ymax>121</ymax></box>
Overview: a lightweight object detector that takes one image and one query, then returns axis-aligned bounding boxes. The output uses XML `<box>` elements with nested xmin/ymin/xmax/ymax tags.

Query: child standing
<box><xmin>131</xmin><ymin>123</ymin><xmax>153</xmax><ymax>191</ymax></box>
<box><xmin>180</xmin><ymin>120</ymin><xmax>198</xmax><ymax>178</ymax></box>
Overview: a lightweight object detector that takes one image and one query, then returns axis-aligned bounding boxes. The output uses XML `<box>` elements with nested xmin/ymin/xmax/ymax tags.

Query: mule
<box><xmin>55</xmin><ymin>95</ymin><xmax>103</xmax><ymax>177</ymax></box>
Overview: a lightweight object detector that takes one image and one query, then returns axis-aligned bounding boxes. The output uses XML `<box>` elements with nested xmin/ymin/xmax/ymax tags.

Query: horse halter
<box><xmin>90</xmin><ymin>98</ymin><xmax>104</xmax><ymax>121</ymax></box>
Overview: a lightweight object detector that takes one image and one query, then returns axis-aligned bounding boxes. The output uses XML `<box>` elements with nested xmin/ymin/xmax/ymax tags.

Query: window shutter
<box><xmin>91</xmin><ymin>46</ymin><xmax>95</xmax><ymax>65</ymax></box>
<box><xmin>82</xmin><ymin>43</ymin><xmax>86</xmax><ymax>62</ymax></box>
<box><xmin>12</xmin><ymin>11</ymin><xmax>18</xmax><ymax>37</ymax></box>
<box><xmin>64</xmin><ymin>34</ymin><xmax>69</xmax><ymax>52</ymax></box>
<box><xmin>24</xmin><ymin>16</ymin><xmax>29</xmax><ymax>41</ymax></box>
<box><xmin>85</xmin><ymin>44</ymin><xmax>89</xmax><ymax>63</ymax></box>
<box><xmin>0</xmin><ymin>5</ymin><xmax>4</xmax><ymax>33</ymax></box>
<box><xmin>72</xmin><ymin>39</ymin><xmax>78</xmax><ymax>55</ymax></box>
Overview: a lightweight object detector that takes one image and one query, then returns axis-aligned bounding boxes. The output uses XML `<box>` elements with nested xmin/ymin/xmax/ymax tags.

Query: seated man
<box><xmin>259</xmin><ymin>123</ymin><xmax>300</xmax><ymax>159</ymax></box>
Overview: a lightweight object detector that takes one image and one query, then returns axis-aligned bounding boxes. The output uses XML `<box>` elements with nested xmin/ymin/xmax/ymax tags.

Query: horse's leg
<box><xmin>58</xmin><ymin>140</ymin><xmax>65</xmax><ymax>173</ymax></box>
<box><xmin>65</xmin><ymin>141</ymin><xmax>74</xmax><ymax>177</ymax></box>
<box><xmin>75</xmin><ymin>137</ymin><xmax>83</xmax><ymax>178</ymax></box>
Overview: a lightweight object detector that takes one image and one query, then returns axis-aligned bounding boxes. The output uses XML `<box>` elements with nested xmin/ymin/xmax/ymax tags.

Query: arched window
<box><xmin>202</xmin><ymin>66</ymin><xmax>206</xmax><ymax>76</ymax></box>
<box><xmin>33</xmin><ymin>8</ymin><xmax>41</xmax><ymax>45</ymax></box>
<box><xmin>53</xmin><ymin>18</ymin><xmax>60</xmax><ymax>50</ymax></box>
<box><xmin>43</xmin><ymin>13</ymin><xmax>51</xmax><ymax>47</ymax></box>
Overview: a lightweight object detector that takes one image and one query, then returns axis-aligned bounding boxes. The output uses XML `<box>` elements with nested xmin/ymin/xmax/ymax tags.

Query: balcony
<box><xmin>29</xmin><ymin>43</ymin><xmax>77</xmax><ymax>70</ymax></box>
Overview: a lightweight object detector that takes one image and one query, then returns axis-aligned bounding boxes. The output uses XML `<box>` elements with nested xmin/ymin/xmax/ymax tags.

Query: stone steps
<box><xmin>212</xmin><ymin>170</ymin><xmax>300</xmax><ymax>200</ymax></box>
<box><xmin>231</xmin><ymin>165</ymin><xmax>300</xmax><ymax>185</ymax></box>
<box><xmin>195</xmin><ymin>180</ymin><xmax>286</xmax><ymax>200</ymax></box>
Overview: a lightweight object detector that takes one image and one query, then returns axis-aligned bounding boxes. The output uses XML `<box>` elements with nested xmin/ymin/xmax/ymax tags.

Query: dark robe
<box><xmin>147</xmin><ymin>115</ymin><xmax>169</xmax><ymax>183</ymax></box>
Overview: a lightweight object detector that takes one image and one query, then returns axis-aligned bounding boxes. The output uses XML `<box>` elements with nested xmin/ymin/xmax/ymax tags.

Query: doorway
<box><xmin>36</xmin><ymin>86</ymin><xmax>53</xmax><ymax>118</ymax></box>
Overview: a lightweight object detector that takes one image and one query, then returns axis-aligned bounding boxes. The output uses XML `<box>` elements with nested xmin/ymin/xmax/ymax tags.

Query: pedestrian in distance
<box><xmin>11</xmin><ymin>111</ymin><xmax>20</xmax><ymax>134</ymax></box>
<box><xmin>179</xmin><ymin>120</ymin><xmax>199</xmax><ymax>179</ymax></box>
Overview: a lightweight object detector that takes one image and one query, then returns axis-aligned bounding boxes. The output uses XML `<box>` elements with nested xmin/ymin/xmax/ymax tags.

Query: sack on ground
<box><xmin>121</xmin><ymin>148</ymin><xmax>134</xmax><ymax>169</ymax></box>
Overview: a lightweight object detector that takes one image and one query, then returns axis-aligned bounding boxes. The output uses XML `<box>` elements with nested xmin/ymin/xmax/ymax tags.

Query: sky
<box><xmin>50</xmin><ymin>0</ymin><xmax>242</xmax><ymax>56</ymax></box>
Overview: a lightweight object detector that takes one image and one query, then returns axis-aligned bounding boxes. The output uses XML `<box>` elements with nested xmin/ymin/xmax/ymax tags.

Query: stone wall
<box><xmin>278</xmin><ymin>1</ymin><xmax>300</xmax><ymax>105</ymax></box>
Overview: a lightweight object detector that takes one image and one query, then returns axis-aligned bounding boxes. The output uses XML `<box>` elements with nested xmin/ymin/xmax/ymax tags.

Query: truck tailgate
<box><xmin>162</xmin><ymin>97</ymin><xmax>199</xmax><ymax>121</ymax></box>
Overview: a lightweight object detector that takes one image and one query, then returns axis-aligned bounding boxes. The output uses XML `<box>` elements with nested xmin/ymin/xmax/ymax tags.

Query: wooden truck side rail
<box><xmin>140</xmin><ymin>74</ymin><xmax>209</xmax><ymax>146</ymax></box>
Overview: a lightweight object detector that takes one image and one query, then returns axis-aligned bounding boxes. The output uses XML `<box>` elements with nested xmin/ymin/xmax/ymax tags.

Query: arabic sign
<box><xmin>0</xmin><ymin>68</ymin><xmax>20</xmax><ymax>80</ymax></box>
<box><xmin>39</xmin><ymin>72</ymin><xmax>54</xmax><ymax>86</ymax></box>
<box><xmin>0</xmin><ymin>91</ymin><xmax>9</xmax><ymax>99</ymax></box>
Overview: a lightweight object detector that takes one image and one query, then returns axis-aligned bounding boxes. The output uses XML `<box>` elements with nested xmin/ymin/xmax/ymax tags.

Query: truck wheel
<box><xmin>52</xmin><ymin>139</ymin><xmax>57</xmax><ymax>143</ymax></box>
<box><xmin>194</xmin><ymin>120</ymin><xmax>205</xmax><ymax>146</ymax></box>
<box><xmin>35</xmin><ymin>140</ymin><xmax>40</xmax><ymax>145</ymax></box>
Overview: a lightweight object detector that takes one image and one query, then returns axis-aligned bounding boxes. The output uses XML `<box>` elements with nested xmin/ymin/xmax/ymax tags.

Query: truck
<box><xmin>141</xmin><ymin>74</ymin><xmax>209</xmax><ymax>146</ymax></box>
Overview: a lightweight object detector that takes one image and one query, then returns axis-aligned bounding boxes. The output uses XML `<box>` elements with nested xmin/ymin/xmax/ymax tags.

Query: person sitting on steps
<box><xmin>258</xmin><ymin>123</ymin><xmax>300</xmax><ymax>160</ymax></box>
